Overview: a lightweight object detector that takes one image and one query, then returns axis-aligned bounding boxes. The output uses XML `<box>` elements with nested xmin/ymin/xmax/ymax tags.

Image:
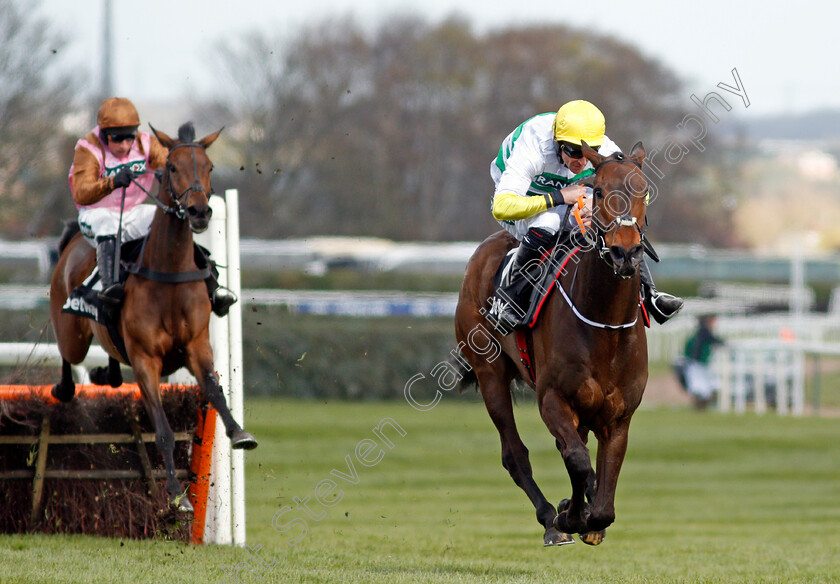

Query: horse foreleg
<box><xmin>187</xmin><ymin>348</ymin><xmax>257</xmax><ymax>451</ymax></box>
<box><xmin>587</xmin><ymin>418</ymin><xmax>631</xmax><ymax>534</ymax></box>
<box><xmin>51</xmin><ymin>359</ymin><xmax>76</xmax><ymax>402</ymax></box>
<box><xmin>539</xmin><ymin>390</ymin><xmax>592</xmax><ymax>535</ymax></box>
<box><xmin>478</xmin><ymin>373</ymin><xmax>570</xmax><ymax>546</ymax></box>
<box><xmin>133</xmin><ymin>355</ymin><xmax>191</xmax><ymax>512</ymax></box>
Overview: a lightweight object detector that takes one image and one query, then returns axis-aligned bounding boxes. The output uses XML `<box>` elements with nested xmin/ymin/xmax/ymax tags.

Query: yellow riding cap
<box><xmin>553</xmin><ymin>100</ymin><xmax>605</xmax><ymax>147</ymax></box>
<box><xmin>97</xmin><ymin>97</ymin><xmax>140</xmax><ymax>130</ymax></box>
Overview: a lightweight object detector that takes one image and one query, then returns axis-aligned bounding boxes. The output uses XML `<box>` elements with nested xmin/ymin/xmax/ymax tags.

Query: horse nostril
<box><xmin>609</xmin><ymin>246</ymin><xmax>627</xmax><ymax>265</ymax></box>
<box><xmin>629</xmin><ymin>244</ymin><xmax>644</xmax><ymax>266</ymax></box>
<box><xmin>187</xmin><ymin>205</ymin><xmax>209</xmax><ymax>219</ymax></box>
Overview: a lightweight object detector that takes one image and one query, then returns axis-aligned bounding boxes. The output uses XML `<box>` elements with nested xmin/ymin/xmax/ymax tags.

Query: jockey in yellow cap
<box><xmin>69</xmin><ymin>97</ymin><xmax>237</xmax><ymax>316</ymax></box>
<box><xmin>488</xmin><ymin>100</ymin><xmax>683</xmax><ymax>332</ymax></box>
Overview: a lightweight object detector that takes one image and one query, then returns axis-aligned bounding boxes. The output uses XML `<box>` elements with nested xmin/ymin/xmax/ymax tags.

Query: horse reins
<box><xmin>122</xmin><ymin>141</ymin><xmax>213</xmax><ymax>283</ymax></box>
<box><xmin>128</xmin><ymin>142</ymin><xmax>212</xmax><ymax>220</ymax></box>
<box><xmin>552</xmin><ymin>154</ymin><xmax>649</xmax><ymax>330</ymax></box>
<box><xmin>584</xmin><ymin>155</ymin><xmax>649</xmax><ymax>273</ymax></box>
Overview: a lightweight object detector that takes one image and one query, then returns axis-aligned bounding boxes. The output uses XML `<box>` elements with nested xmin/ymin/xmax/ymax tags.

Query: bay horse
<box><xmin>455</xmin><ymin>142</ymin><xmax>649</xmax><ymax>546</ymax></box>
<box><xmin>49</xmin><ymin>123</ymin><xmax>257</xmax><ymax>511</ymax></box>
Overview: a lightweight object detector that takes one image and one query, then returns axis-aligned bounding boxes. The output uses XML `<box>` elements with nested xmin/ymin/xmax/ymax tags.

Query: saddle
<box><xmin>61</xmin><ymin>238</ymin><xmax>146</xmax><ymax>326</ymax></box>
<box><xmin>491</xmin><ymin>233</ymin><xmax>583</xmax><ymax>330</ymax></box>
<box><xmin>61</xmin><ymin>239</ymin><xmax>216</xmax><ymax>363</ymax></box>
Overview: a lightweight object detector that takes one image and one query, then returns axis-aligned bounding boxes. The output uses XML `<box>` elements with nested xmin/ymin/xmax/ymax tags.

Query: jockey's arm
<box><xmin>71</xmin><ymin>147</ymin><xmax>116</xmax><ymax>206</ymax></box>
<box><xmin>492</xmin><ymin>186</ymin><xmax>587</xmax><ymax>221</ymax></box>
<box><xmin>492</xmin><ymin>191</ymin><xmax>550</xmax><ymax>221</ymax></box>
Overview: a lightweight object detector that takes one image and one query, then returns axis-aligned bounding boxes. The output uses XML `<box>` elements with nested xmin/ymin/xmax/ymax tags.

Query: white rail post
<box><xmin>775</xmin><ymin>348</ymin><xmax>790</xmax><ymax>416</ymax></box>
<box><xmin>718</xmin><ymin>349</ymin><xmax>732</xmax><ymax>413</ymax></box>
<box><xmin>226</xmin><ymin>189</ymin><xmax>247</xmax><ymax>546</ymax></box>
<box><xmin>754</xmin><ymin>349</ymin><xmax>767</xmax><ymax>415</ymax></box>
<box><xmin>199</xmin><ymin>194</ymin><xmax>232</xmax><ymax>544</ymax></box>
<box><xmin>733</xmin><ymin>348</ymin><xmax>747</xmax><ymax>414</ymax></box>
<box><xmin>792</xmin><ymin>348</ymin><xmax>805</xmax><ymax>416</ymax></box>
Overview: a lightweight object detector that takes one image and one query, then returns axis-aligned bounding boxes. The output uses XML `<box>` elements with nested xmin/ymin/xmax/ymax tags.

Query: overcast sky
<box><xmin>37</xmin><ymin>0</ymin><xmax>839</xmax><ymax>118</ymax></box>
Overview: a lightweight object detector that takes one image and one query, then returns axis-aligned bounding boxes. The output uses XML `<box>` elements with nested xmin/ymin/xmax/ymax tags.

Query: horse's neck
<box><xmin>143</xmin><ymin>207</ymin><xmax>195</xmax><ymax>271</ymax></box>
<box><xmin>569</xmin><ymin>251</ymin><xmax>639</xmax><ymax>325</ymax></box>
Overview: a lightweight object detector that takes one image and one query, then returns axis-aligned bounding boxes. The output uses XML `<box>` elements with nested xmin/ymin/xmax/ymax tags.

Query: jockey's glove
<box><xmin>112</xmin><ymin>168</ymin><xmax>135</xmax><ymax>189</ymax></box>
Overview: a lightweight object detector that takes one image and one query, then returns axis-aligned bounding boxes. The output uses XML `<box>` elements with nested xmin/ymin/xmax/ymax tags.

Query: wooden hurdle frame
<box><xmin>0</xmin><ymin>384</ymin><xmax>214</xmax><ymax>542</ymax></box>
<box><xmin>0</xmin><ymin>190</ymin><xmax>245</xmax><ymax>545</ymax></box>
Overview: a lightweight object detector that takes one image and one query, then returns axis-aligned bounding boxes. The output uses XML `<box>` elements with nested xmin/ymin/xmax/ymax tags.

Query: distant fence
<box><xmin>0</xmin><ymin>285</ymin><xmax>460</xmax><ymax>317</ymax></box>
<box><xmin>4</xmin><ymin>239</ymin><xmax>840</xmax><ymax>282</ymax></box>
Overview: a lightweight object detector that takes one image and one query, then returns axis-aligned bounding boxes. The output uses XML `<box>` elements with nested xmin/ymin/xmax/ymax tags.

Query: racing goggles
<box><xmin>106</xmin><ymin>130</ymin><xmax>136</xmax><ymax>143</ymax></box>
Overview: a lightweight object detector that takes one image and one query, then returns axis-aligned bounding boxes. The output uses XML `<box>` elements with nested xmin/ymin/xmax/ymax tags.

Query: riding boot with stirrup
<box><xmin>639</xmin><ymin>258</ymin><xmax>684</xmax><ymax>324</ymax></box>
<box><xmin>95</xmin><ymin>235</ymin><xmax>124</xmax><ymax>306</ymax></box>
<box><xmin>205</xmin><ymin>275</ymin><xmax>238</xmax><ymax>317</ymax></box>
<box><xmin>491</xmin><ymin>228</ymin><xmax>551</xmax><ymax>334</ymax></box>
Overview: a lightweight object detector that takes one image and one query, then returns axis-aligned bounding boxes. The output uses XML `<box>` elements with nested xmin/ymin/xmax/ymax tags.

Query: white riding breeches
<box><xmin>78</xmin><ymin>205</ymin><xmax>157</xmax><ymax>245</ymax></box>
<box><xmin>498</xmin><ymin>206</ymin><xmax>573</xmax><ymax>241</ymax></box>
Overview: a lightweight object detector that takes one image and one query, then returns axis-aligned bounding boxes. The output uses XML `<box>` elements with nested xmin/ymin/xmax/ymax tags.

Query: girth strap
<box><xmin>126</xmin><ymin>263</ymin><xmax>211</xmax><ymax>283</ymax></box>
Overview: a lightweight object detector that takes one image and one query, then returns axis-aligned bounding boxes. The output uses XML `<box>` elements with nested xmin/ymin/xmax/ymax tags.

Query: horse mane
<box><xmin>177</xmin><ymin>122</ymin><xmax>196</xmax><ymax>144</ymax></box>
<box><xmin>57</xmin><ymin>220</ymin><xmax>81</xmax><ymax>254</ymax></box>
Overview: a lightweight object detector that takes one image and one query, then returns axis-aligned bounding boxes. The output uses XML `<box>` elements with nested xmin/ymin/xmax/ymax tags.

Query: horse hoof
<box><xmin>580</xmin><ymin>529</ymin><xmax>606</xmax><ymax>546</ymax></box>
<box><xmin>231</xmin><ymin>430</ymin><xmax>258</xmax><ymax>450</ymax></box>
<box><xmin>544</xmin><ymin>526</ymin><xmax>575</xmax><ymax>547</ymax></box>
<box><xmin>51</xmin><ymin>383</ymin><xmax>75</xmax><ymax>403</ymax></box>
<box><xmin>89</xmin><ymin>366</ymin><xmax>108</xmax><ymax>386</ymax></box>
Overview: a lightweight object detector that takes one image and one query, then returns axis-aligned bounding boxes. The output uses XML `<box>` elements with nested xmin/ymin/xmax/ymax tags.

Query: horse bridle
<box><xmin>585</xmin><ymin>155</ymin><xmax>648</xmax><ymax>275</ymax></box>
<box><xmin>130</xmin><ymin>142</ymin><xmax>213</xmax><ymax>221</ymax></box>
<box><xmin>123</xmin><ymin>142</ymin><xmax>215</xmax><ymax>284</ymax></box>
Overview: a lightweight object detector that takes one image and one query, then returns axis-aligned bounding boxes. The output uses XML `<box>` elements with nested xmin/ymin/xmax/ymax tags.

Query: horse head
<box><xmin>581</xmin><ymin>141</ymin><xmax>648</xmax><ymax>279</ymax></box>
<box><xmin>150</xmin><ymin>122</ymin><xmax>223</xmax><ymax>233</ymax></box>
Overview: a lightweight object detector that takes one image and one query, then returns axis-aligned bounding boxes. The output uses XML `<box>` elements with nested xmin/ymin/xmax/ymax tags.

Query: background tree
<box><xmin>0</xmin><ymin>0</ymin><xmax>79</xmax><ymax>238</ymax></box>
<box><xmin>204</xmin><ymin>16</ymin><xmax>740</xmax><ymax>245</ymax></box>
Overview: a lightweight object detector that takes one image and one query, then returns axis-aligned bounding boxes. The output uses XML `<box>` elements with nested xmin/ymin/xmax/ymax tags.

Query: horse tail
<box><xmin>452</xmin><ymin>346</ymin><xmax>478</xmax><ymax>392</ymax></box>
<box><xmin>57</xmin><ymin>220</ymin><xmax>81</xmax><ymax>254</ymax></box>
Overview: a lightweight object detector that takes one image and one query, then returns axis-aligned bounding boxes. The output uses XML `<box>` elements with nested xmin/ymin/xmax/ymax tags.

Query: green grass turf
<box><xmin>2</xmin><ymin>398</ymin><xmax>839</xmax><ymax>583</ymax></box>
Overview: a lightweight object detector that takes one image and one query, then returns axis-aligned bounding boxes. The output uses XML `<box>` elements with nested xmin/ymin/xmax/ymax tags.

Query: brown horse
<box><xmin>455</xmin><ymin>142</ymin><xmax>650</xmax><ymax>546</ymax></box>
<box><xmin>50</xmin><ymin>123</ymin><xmax>257</xmax><ymax>511</ymax></box>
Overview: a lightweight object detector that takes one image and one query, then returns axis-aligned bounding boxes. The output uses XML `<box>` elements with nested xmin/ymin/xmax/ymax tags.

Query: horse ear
<box><xmin>150</xmin><ymin>124</ymin><xmax>174</xmax><ymax>149</ymax></box>
<box><xmin>581</xmin><ymin>140</ymin><xmax>605</xmax><ymax>166</ymax></box>
<box><xmin>198</xmin><ymin>127</ymin><xmax>224</xmax><ymax>150</ymax></box>
<box><xmin>628</xmin><ymin>141</ymin><xmax>646</xmax><ymax>165</ymax></box>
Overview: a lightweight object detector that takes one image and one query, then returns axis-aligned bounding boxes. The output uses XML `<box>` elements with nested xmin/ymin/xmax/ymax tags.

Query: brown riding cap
<box><xmin>97</xmin><ymin>97</ymin><xmax>140</xmax><ymax>130</ymax></box>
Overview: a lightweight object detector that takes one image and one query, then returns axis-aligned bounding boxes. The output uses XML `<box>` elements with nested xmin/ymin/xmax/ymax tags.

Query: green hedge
<box><xmin>243</xmin><ymin>307</ymin><xmax>466</xmax><ymax>400</ymax></box>
<box><xmin>0</xmin><ymin>307</ymin><xmax>468</xmax><ymax>401</ymax></box>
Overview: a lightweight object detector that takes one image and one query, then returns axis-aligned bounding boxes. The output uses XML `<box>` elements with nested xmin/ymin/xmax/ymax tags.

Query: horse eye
<box><xmin>167</xmin><ymin>163</ymin><xmax>177</xmax><ymax>173</ymax></box>
<box><xmin>593</xmin><ymin>188</ymin><xmax>603</xmax><ymax>199</ymax></box>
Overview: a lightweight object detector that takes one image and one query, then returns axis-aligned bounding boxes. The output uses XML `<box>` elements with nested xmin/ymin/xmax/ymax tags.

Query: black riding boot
<box><xmin>640</xmin><ymin>258</ymin><xmax>684</xmax><ymax>324</ymax></box>
<box><xmin>491</xmin><ymin>228</ymin><xmax>552</xmax><ymax>334</ymax></box>
<box><xmin>95</xmin><ymin>235</ymin><xmax>124</xmax><ymax>306</ymax></box>
<box><xmin>205</xmin><ymin>275</ymin><xmax>238</xmax><ymax>317</ymax></box>
<box><xmin>194</xmin><ymin>246</ymin><xmax>238</xmax><ymax>317</ymax></box>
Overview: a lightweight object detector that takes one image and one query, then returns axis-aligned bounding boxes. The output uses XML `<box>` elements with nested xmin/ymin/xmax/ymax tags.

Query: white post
<box><xmin>775</xmin><ymin>348</ymin><xmax>790</xmax><ymax>416</ymax></box>
<box><xmin>718</xmin><ymin>349</ymin><xmax>732</xmax><ymax>413</ymax></box>
<box><xmin>792</xmin><ymin>349</ymin><xmax>805</xmax><ymax>416</ymax></box>
<box><xmin>226</xmin><ymin>189</ymin><xmax>247</xmax><ymax>546</ymax></box>
<box><xmin>754</xmin><ymin>349</ymin><xmax>767</xmax><ymax>415</ymax></box>
<box><xmin>733</xmin><ymin>349</ymin><xmax>747</xmax><ymax>414</ymax></box>
<box><xmin>200</xmin><ymin>195</ymin><xmax>232</xmax><ymax>544</ymax></box>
